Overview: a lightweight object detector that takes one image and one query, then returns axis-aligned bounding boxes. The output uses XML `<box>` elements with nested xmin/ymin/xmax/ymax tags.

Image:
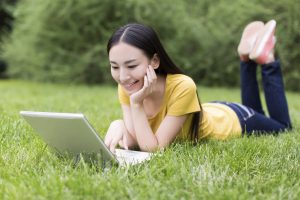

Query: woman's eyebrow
<box><xmin>110</xmin><ymin>61</ymin><xmax>117</xmax><ymax>64</ymax></box>
<box><xmin>110</xmin><ymin>59</ymin><xmax>137</xmax><ymax>65</ymax></box>
<box><xmin>124</xmin><ymin>59</ymin><xmax>137</xmax><ymax>64</ymax></box>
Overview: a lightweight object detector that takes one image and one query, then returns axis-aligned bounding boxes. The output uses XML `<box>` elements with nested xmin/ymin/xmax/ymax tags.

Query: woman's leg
<box><xmin>225</xmin><ymin>102</ymin><xmax>290</xmax><ymax>134</ymax></box>
<box><xmin>261</xmin><ymin>60</ymin><xmax>292</xmax><ymax>129</ymax></box>
<box><xmin>238</xmin><ymin>21</ymin><xmax>265</xmax><ymax>114</ymax></box>
<box><xmin>236</xmin><ymin>19</ymin><xmax>292</xmax><ymax>133</ymax></box>
<box><xmin>240</xmin><ymin>60</ymin><xmax>265</xmax><ymax>114</ymax></box>
<box><xmin>249</xmin><ymin>20</ymin><xmax>292</xmax><ymax>130</ymax></box>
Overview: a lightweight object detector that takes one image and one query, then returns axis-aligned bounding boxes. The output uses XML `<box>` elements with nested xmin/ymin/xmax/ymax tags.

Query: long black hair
<box><xmin>107</xmin><ymin>23</ymin><xmax>202</xmax><ymax>142</ymax></box>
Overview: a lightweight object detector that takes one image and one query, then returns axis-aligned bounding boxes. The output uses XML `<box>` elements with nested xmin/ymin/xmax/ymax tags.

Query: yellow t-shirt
<box><xmin>118</xmin><ymin>74</ymin><xmax>199</xmax><ymax>139</ymax></box>
<box><xmin>118</xmin><ymin>74</ymin><xmax>242</xmax><ymax>141</ymax></box>
<box><xmin>199</xmin><ymin>103</ymin><xmax>242</xmax><ymax>140</ymax></box>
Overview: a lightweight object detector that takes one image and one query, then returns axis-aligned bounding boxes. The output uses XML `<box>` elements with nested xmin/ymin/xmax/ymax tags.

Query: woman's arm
<box><xmin>127</xmin><ymin>66</ymin><xmax>189</xmax><ymax>152</ymax></box>
<box><xmin>121</xmin><ymin>105</ymin><xmax>137</xmax><ymax>141</ymax></box>
<box><xmin>130</xmin><ymin>102</ymin><xmax>188</xmax><ymax>152</ymax></box>
<box><xmin>104</xmin><ymin>119</ymin><xmax>137</xmax><ymax>152</ymax></box>
<box><xmin>120</xmin><ymin>105</ymin><xmax>138</xmax><ymax>148</ymax></box>
<box><xmin>123</xmin><ymin>102</ymin><xmax>188</xmax><ymax>152</ymax></box>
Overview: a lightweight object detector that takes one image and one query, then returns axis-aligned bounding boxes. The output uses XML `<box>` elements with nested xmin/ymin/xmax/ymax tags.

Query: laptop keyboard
<box><xmin>115</xmin><ymin>149</ymin><xmax>152</xmax><ymax>165</ymax></box>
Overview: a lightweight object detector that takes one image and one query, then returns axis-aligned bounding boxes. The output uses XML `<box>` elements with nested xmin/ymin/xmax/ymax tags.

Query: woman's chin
<box><xmin>125</xmin><ymin>88</ymin><xmax>139</xmax><ymax>96</ymax></box>
<box><xmin>123</xmin><ymin>82</ymin><xmax>143</xmax><ymax>95</ymax></box>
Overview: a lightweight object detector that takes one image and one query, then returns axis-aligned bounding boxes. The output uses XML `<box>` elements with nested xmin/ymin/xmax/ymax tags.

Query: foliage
<box><xmin>0</xmin><ymin>0</ymin><xmax>17</xmax><ymax>77</ymax></box>
<box><xmin>1</xmin><ymin>0</ymin><xmax>300</xmax><ymax>89</ymax></box>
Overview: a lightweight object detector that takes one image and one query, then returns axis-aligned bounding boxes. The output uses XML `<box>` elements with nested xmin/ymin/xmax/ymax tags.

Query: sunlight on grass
<box><xmin>1</xmin><ymin>80</ymin><xmax>299</xmax><ymax>199</ymax></box>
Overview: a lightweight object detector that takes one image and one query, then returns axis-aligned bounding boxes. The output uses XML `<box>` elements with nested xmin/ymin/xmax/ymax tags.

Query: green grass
<box><xmin>0</xmin><ymin>80</ymin><xmax>299</xmax><ymax>200</ymax></box>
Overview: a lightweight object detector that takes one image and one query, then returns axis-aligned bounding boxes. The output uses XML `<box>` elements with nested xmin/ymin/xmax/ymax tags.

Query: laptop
<box><xmin>20</xmin><ymin>111</ymin><xmax>152</xmax><ymax>167</ymax></box>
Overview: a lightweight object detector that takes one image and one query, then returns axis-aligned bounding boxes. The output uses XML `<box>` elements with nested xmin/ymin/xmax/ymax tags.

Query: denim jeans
<box><xmin>215</xmin><ymin>60</ymin><xmax>292</xmax><ymax>135</ymax></box>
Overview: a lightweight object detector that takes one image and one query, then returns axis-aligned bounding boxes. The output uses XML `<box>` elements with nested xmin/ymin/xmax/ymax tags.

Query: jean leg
<box><xmin>261</xmin><ymin>60</ymin><xmax>292</xmax><ymax>129</ymax></box>
<box><xmin>240</xmin><ymin>60</ymin><xmax>265</xmax><ymax>114</ymax></box>
<box><xmin>244</xmin><ymin>110</ymin><xmax>288</xmax><ymax>134</ymax></box>
<box><xmin>225</xmin><ymin>102</ymin><xmax>288</xmax><ymax>134</ymax></box>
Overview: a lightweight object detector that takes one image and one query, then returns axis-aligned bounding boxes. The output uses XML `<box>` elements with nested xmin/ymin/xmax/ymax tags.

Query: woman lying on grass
<box><xmin>104</xmin><ymin>19</ymin><xmax>292</xmax><ymax>152</ymax></box>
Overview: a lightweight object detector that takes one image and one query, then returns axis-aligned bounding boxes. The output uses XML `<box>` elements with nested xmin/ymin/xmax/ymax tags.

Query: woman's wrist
<box><xmin>130</xmin><ymin>98</ymin><xmax>143</xmax><ymax>108</ymax></box>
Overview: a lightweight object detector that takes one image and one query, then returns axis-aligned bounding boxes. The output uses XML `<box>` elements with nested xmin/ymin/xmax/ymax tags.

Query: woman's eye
<box><xmin>111</xmin><ymin>66</ymin><xmax>119</xmax><ymax>70</ymax></box>
<box><xmin>128</xmin><ymin>65</ymin><xmax>137</xmax><ymax>69</ymax></box>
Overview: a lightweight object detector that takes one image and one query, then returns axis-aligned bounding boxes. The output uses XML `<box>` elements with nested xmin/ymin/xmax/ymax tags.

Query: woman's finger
<box><xmin>109</xmin><ymin>138</ymin><xmax>119</xmax><ymax>153</ymax></box>
<box><xmin>118</xmin><ymin>140</ymin><xmax>124</xmax><ymax>148</ymax></box>
<box><xmin>146</xmin><ymin>71</ymin><xmax>153</xmax><ymax>94</ymax></box>
<box><xmin>123</xmin><ymin>133</ymin><xmax>129</xmax><ymax>150</ymax></box>
<box><xmin>149</xmin><ymin>65</ymin><xmax>157</xmax><ymax>81</ymax></box>
<box><xmin>104</xmin><ymin>134</ymin><xmax>112</xmax><ymax>147</ymax></box>
<box><xmin>143</xmin><ymin>75</ymin><xmax>149</xmax><ymax>88</ymax></box>
<box><xmin>147</xmin><ymin>66</ymin><xmax>153</xmax><ymax>84</ymax></box>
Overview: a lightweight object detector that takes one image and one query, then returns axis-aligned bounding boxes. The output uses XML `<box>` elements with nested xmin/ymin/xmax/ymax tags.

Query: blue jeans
<box><xmin>216</xmin><ymin>60</ymin><xmax>292</xmax><ymax>135</ymax></box>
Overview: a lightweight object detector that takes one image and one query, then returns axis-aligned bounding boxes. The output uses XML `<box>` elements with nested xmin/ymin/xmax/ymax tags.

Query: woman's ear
<box><xmin>150</xmin><ymin>54</ymin><xmax>160</xmax><ymax>69</ymax></box>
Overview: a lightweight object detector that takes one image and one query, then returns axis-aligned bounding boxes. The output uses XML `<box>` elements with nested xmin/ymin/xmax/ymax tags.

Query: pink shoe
<box><xmin>238</xmin><ymin>21</ymin><xmax>264</xmax><ymax>61</ymax></box>
<box><xmin>249</xmin><ymin>20</ymin><xmax>276</xmax><ymax>64</ymax></box>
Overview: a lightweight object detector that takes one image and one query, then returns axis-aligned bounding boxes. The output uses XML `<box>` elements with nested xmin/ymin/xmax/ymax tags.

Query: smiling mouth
<box><xmin>124</xmin><ymin>80</ymin><xmax>139</xmax><ymax>89</ymax></box>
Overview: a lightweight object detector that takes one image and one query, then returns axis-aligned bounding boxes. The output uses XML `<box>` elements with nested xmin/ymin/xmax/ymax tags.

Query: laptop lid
<box><xmin>20</xmin><ymin>111</ymin><xmax>115</xmax><ymax>163</ymax></box>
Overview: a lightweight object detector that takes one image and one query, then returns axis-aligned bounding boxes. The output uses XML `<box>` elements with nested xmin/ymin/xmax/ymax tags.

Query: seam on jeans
<box><xmin>235</xmin><ymin>103</ymin><xmax>254</xmax><ymax>117</ymax></box>
<box><xmin>232</xmin><ymin>103</ymin><xmax>255</xmax><ymax>120</ymax></box>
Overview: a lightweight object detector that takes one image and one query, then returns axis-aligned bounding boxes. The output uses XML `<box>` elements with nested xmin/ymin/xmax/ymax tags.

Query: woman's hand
<box><xmin>104</xmin><ymin>120</ymin><xmax>128</xmax><ymax>153</ymax></box>
<box><xmin>130</xmin><ymin>65</ymin><xmax>157</xmax><ymax>105</ymax></box>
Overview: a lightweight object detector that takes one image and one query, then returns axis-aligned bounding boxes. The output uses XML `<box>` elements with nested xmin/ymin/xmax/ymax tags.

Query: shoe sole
<box><xmin>238</xmin><ymin>21</ymin><xmax>264</xmax><ymax>55</ymax></box>
<box><xmin>249</xmin><ymin>20</ymin><xmax>276</xmax><ymax>59</ymax></box>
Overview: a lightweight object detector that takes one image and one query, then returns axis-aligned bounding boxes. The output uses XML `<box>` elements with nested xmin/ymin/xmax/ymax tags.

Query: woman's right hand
<box><xmin>130</xmin><ymin>65</ymin><xmax>157</xmax><ymax>105</ymax></box>
<box><xmin>104</xmin><ymin>120</ymin><xmax>128</xmax><ymax>153</ymax></box>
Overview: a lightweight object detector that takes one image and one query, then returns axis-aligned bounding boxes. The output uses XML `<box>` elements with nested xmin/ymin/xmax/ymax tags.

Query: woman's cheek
<box><xmin>111</xmin><ymin>72</ymin><xmax>119</xmax><ymax>82</ymax></box>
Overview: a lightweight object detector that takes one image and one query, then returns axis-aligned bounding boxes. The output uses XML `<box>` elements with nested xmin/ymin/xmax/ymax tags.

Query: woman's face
<box><xmin>109</xmin><ymin>42</ymin><xmax>150</xmax><ymax>95</ymax></box>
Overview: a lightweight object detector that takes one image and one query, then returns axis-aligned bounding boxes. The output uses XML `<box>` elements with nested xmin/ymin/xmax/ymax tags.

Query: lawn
<box><xmin>0</xmin><ymin>80</ymin><xmax>299</xmax><ymax>200</ymax></box>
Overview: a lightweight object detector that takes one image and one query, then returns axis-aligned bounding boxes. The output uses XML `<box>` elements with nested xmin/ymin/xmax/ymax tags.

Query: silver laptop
<box><xmin>20</xmin><ymin>111</ymin><xmax>152</xmax><ymax>166</ymax></box>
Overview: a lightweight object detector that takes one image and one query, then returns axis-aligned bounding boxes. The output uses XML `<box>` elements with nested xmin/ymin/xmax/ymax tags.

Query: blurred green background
<box><xmin>0</xmin><ymin>0</ymin><xmax>299</xmax><ymax>90</ymax></box>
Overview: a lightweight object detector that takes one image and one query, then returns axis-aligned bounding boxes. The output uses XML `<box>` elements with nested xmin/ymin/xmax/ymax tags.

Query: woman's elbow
<box><xmin>139</xmin><ymin>142</ymin><xmax>168</xmax><ymax>152</ymax></box>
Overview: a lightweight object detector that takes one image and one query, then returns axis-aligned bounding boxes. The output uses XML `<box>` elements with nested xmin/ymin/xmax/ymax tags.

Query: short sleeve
<box><xmin>167</xmin><ymin>76</ymin><xmax>200</xmax><ymax>116</ymax></box>
<box><xmin>118</xmin><ymin>84</ymin><xmax>130</xmax><ymax>105</ymax></box>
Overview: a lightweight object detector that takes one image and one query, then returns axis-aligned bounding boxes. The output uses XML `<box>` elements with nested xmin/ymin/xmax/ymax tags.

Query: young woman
<box><xmin>104</xmin><ymin>20</ymin><xmax>292</xmax><ymax>153</ymax></box>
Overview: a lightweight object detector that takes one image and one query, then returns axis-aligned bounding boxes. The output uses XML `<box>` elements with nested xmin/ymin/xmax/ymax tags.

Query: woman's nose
<box><xmin>119</xmin><ymin>69</ymin><xmax>130</xmax><ymax>82</ymax></box>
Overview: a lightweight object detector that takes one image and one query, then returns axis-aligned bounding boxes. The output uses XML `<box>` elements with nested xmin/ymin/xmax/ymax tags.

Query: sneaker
<box><xmin>238</xmin><ymin>21</ymin><xmax>264</xmax><ymax>61</ymax></box>
<box><xmin>249</xmin><ymin>19</ymin><xmax>276</xmax><ymax>64</ymax></box>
